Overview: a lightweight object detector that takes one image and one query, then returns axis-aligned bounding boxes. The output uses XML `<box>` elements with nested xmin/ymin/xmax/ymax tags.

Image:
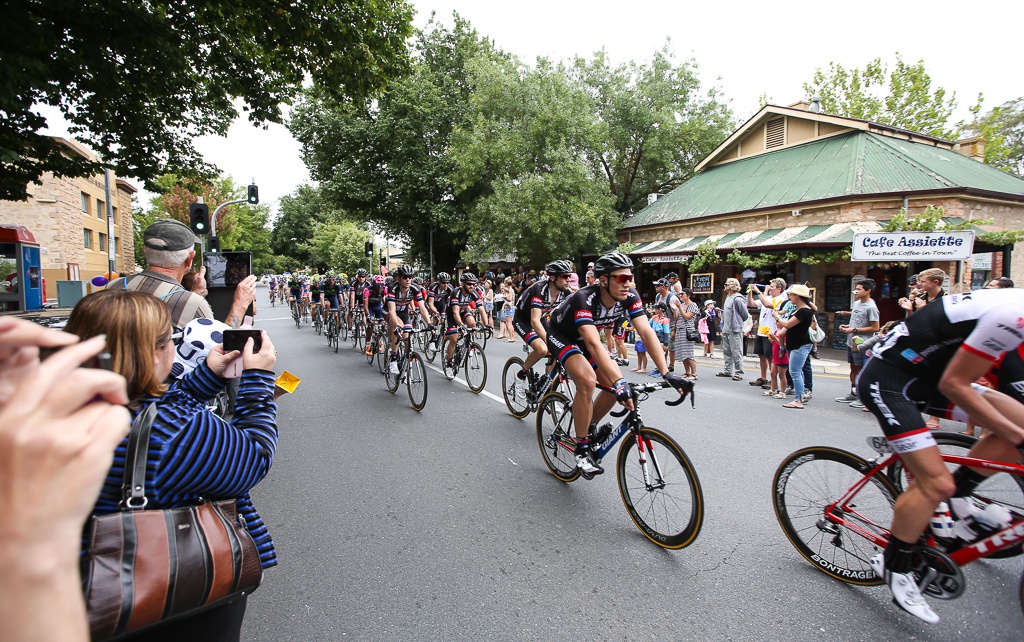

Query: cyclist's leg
<box><xmin>549</xmin><ymin>335</ymin><xmax>595</xmax><ymax>440</ymax></box>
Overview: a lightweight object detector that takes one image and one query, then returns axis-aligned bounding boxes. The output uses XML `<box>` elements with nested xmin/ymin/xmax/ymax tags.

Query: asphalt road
<box><xmin>241</xmin><ymin>294</ymin><xmax>1023</xmax><ymax>641</ymax></box>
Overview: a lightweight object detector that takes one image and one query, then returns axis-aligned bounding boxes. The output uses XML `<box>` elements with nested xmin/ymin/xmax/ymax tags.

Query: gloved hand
<box><xmin>458</xmin><ymin>325</ymin><xmax>468</xmax><ymax>336</ymax></box>
<box><xmin>612</xmin><ymin>378</ymin><xmax>633</xmax><ymax>404</ymax></box>
<box><xmin>664</xmin><ymin>372</ymin><xmax>694</xmax><ymax>397</ymax></box>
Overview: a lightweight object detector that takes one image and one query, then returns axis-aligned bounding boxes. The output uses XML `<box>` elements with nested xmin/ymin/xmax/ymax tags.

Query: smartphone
<box><xmin>203</xmin><ymin>251</ymin><xmax>253</xmax><ymax>287</ymax></box>
<box><xmin>222</xmin><ymin>329</ymin><xmax>262</xmax><ymax>353</ymax></box>
<box><xmin>40</xmin><ymin>347</ymin><xmax>112</xmax><ymax>370</ymax></box>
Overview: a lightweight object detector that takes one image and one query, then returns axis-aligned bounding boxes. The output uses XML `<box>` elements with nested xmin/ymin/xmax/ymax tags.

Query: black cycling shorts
<box><xmin>545</xmin><ymin>326</ymin><xmax>597</xmax><ymax>370</ymax></box>
<box><xmin>855</xmin><ymin>357</ymin><xmax>972</xmax><ymax>454</ymax></box>
<box><xmin>513</xmin><ymin>313</ymin><xmax>541</xmax><ymax>345</ymax></box>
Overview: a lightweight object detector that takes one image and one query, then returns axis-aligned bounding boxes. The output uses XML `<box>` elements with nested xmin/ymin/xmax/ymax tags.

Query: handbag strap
<box><xmin>121</xmin><ymin>402</ymin><xmax>158</xmax><ymax>510</ymax></box>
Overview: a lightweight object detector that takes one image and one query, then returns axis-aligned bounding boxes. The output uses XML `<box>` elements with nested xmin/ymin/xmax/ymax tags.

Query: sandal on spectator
<box><xmin>782</xmin><ymin>401</ymin><xmax>804</xmax><ymax>409</ymax></box>
<box><xmin>762</xmin><ymin>389</ymin><xmax>776</xmax><ymax>396</ymax></box>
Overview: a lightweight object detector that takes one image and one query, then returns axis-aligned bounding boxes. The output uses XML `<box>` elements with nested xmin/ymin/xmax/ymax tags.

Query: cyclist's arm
<box><xmin>530</xmin><ymin>307</ymin><xmax>547</xmax><ymax>343</ymax></box>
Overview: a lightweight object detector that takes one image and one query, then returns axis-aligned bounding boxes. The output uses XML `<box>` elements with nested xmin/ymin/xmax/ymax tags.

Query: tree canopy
<box><xmin>1</xmin><ymin>0</ymin><xmax>414</xmax><ymax>201</ymax></box>
<box><xmin>803</xmin><ymin>54</ymin><xmax>960</xmax><ymax>139</ymax></box>
<box><xmin>963</xmin><ymin>96</ymin><xmax>1024</xmax><ymax>176</ymax></box>
<box><xmin>291</xmin><ymin>17</ymin><xmax>733</xmax><ymax>269</ymax></box>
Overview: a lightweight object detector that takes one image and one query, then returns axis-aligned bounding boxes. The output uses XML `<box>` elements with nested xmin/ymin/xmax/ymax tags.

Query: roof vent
<box><xmin>647</xmin><ymin>193</ymin><xmax>665</xmax><ymax>205</ymax></box>
<box><xmin>810</xmin><ymin>95</ymin><xmax>822</xmax><ymax>113</ymax></box>
<box><xmin>766</xmin><ymin>118</ymin><xmax>785</xmax><ymax>149</ymax></box>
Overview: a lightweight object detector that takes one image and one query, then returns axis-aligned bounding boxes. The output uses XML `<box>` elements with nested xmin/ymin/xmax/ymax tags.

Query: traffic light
<box><xmin>365</xmin><ymin>241</ymin><xmax>373</xmax><ymax>257</ymax></box>
<box><xmin>380</xmin><ymin>256</ymin><xmax>387</xmax><ymax>267</ymax></box>
<box><xmin>208</xmin><ymin>236</ymin><xmax>220</xmax><ymax>252</ymax></box>
<box><xmin>247</xmin><ymin>184</ymin><xmax>259</xmax><ymax>205</ymax></box>
<box><xmin>189</xmin><ymin>203</ymin><xmax>210</xmax><ymax>235</ymax></box>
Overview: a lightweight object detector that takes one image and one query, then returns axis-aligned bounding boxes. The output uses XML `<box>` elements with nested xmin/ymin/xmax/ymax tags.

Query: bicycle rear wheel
<box><xmin>501</xmin><ymin>357</ymin><xmax>530</xmax><ymax>419</ymax></box>
<box><xmin>385</xmin><ymin>345</ymin><xmax>400</xmax><ymax>393</ymax></box>
<box><xmin>407</xmin><ymin>352</ymin><xmax>428</xmax><ymax>411</ymax></box>
<box><xmin>332</xmin><ymin>324</ymin><xmax>339</xmax><ymax>353</ymax></box>
<box><xmin>365</xmin><ymin>332</ymin><xmax>378</xmax><ymax>365</ymax></box>
<box><xmin>465</xmin><ymin>342</ymin><xmax>487</xmax><ymax>393</ymax></box>
<box><xmin>616</xmin><ymin>427</ymin><xmax>703</xmax><ymax>549</ymax></box>
<box><xmin>773</xmin><ymin>447</ymin><xmax>896</xmax><ymax>586</ymax></box>
<box><xmin>535</xmin><ymin>392</ymin><xmax>580</xmax><ymax>482</ymax></box>
<box><xmin>340</xmin><ymin>316</ymin><xmax>349</xmax><ymax>342</ymax></box>
<box><xmin>424</xmin><ymin>331</ymin><xmax>439</xmax><ymax>363</ymax></box>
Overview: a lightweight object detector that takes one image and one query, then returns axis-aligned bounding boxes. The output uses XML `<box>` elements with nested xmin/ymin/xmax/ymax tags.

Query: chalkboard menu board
<box><xmin>690</xmin><ymin>273</ymin><xmax>714</xmax><ymax>294</ymax></box>
<box><xmin>825</xmin><ymin>275</ymin><xmax>852</xmax><ymax>312</ymax></box>
<box><xmin>832</xmin><ymin>311</ymin><xmax>850</xmax><ymax>350</ymax></box>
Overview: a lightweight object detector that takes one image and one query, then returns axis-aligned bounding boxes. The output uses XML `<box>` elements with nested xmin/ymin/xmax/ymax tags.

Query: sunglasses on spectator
<box><xmin>609</xmin><ymin>274</ymin><xmax>633</xmax><ymax>283</ymax></box>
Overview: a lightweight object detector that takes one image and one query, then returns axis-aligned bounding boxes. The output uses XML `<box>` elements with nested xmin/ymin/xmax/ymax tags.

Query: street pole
<box><xmin>429</xmin><ymin>226</ymin><xmax>434</xmax><ymax>279</ymax></box>
<box><xmin>103</xmin><ymin>169</ymin><xmax>115</xmax><ymax>277</ymax></box>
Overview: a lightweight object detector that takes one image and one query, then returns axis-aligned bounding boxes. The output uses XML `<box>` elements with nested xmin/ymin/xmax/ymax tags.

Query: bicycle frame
<box><xmin>826</xmin><ymin>451</ymin><xmax>1024</xmax><ymax>565</ymax></box>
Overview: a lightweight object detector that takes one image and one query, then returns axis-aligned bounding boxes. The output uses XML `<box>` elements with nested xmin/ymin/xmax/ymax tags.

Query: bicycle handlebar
<box><xmin>601</xmin><ymin>380</ymin><xmax>694</xmax><ymax>415</ymax></box>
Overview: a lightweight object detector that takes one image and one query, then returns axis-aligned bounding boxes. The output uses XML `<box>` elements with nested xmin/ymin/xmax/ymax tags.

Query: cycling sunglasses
<box><xmin>609</xmin><ymin>273</ymin><xmax>633</xmax><ymax>283</ymax></box>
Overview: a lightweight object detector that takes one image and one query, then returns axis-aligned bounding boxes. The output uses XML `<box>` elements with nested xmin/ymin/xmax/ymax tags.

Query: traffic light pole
<box><xmin>210</xmin><ymin>198</ymin><xmax>248</xmax><ymax>237</ymax></box>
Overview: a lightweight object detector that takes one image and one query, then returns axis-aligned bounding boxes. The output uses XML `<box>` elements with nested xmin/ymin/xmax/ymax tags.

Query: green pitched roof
<box><xmin>624</xmin><ymin>131</ymin><xmax>1024</xmax><ymax>230</ymax></box>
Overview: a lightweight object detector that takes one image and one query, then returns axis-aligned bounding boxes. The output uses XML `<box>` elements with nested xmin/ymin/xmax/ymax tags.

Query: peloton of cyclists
<box><xmin>544</xmin><ymin>251</ymin><xmax>692</xmax><ymax>477</ymax></box>
<box><xmin>427</xmin><ymin>272</ymin><xmax>454</xmax><ymax>321</ymax></box>
<box><xmin>859</xmin><ymin>287</ymin><xmax>1024</xmax><ymax>623</ymax></box>
<box><xmin>348</xmin><ymin>268</ymin><xmax>371</xmax><ymax>329</ymax></box>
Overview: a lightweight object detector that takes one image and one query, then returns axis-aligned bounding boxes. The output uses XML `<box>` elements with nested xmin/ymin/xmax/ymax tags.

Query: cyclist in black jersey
<box><xmin>512</xmin><ymin>260</ymin><xmax>573</xmax><ymax>391</ymax></box>
<box><xmin>427</xmin><ymin>273</ymin><xmax>453</xmax><ymax>318</ymax></box>
<box><xmin>857</xmin><ymin>288</ymin><xmax>1024</xmax><ymax>623</ymax></box>
<box><xmin>444</xmin><ymin>273</ymin><xmax>481</xmax><ymax>366</ymax></box>
<box><xmin>545</xmin><ymin>251</ymin><xmax>691</xmax><ymax>476</ymax></box>
<box><xmin>386</xmin><ymin>264</ymin><xmax>431</xmax><ymax>372</ymax></box>
<box><xmin>348</xmin><ymin>269</ymin><xmax>370</xmax><ymax>329</ymax></box>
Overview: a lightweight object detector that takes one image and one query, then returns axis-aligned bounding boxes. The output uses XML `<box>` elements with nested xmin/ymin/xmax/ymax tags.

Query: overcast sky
<box><xmin>42</xmin><ymin>0</ymin><xmax>1021</xmax><ymax>219</ymax></box>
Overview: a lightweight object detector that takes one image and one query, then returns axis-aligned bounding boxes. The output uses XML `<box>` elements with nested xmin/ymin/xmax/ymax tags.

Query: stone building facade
<box><xmin>0</xmin><ymin>137</ymin><xmax>136</xmax><ymax>297</ymax></box>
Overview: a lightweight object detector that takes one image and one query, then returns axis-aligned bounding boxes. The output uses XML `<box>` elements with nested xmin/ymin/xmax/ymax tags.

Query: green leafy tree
<box><xmin>804</xmin><ymin>54</ymin><xmax>959</xmax><ymax>139</ymax></box>
<box><xmin>271</xmin><ymin>184</ymin><xmax>349</xmax><ymax>267</ymax></box>
<box><xmin>573</xmin><ymin>45</ymin><xmax>734</xmax><ymax>216</ymax></box>
<box><xmin>290</xmin><ymin>15</ymin><xmax>505</xmax><ymax>271</ymax></box>
<box><xmin>962</xmin><ymin>96</ymin><xmax>1024</xmax><ymax>175</ymax></box>
<box><xmin>1</xmin><ymin>0</ymin><xmax>414</xmax><ymax>201</ymax></box>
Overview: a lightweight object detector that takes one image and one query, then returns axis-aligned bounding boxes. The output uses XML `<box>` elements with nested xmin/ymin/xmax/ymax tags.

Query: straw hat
<box><xmin>786</xmin><ymin>284</ymin><xmax>812</xmax><ymax>298</ymax></box>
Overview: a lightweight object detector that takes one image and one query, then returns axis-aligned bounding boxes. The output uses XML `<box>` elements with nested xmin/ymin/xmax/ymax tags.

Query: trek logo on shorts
<box><xmin>900</xmin><ymin>348</ymin><xmax>924</xmax><ymax>364</ymax></box>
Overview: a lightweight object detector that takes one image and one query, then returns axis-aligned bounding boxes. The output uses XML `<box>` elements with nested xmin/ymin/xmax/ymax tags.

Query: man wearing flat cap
<box><xmin>106</xmin><ymin>218</ymin><xmax>256</xmax><ymax>332</ymax></box>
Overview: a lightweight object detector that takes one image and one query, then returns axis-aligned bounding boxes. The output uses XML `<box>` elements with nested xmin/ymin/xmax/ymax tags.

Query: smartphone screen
<box><xmin>222</xmin><ymin>329</ymin><xmax>262</xmax><ymax>353</ymax></box>
<box><xmin>203</xmin><ymin>251</ymin><xmax>253</xmax><ymax>287</ymax></box>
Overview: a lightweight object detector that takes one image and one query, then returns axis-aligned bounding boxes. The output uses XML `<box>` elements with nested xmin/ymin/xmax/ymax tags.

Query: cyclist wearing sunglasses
<box><xmin>545</xmin><ymin>251</ymin><xmax>692</xmax><ymax>476</ymax></box>
<box><xmin>512</xmin><ymin>260</ymin><xmax>574</xmax><ymax>393</ymax></box>
<box><xmin>444</xmin><ymin>272</ymin><xmax>482</xmax><ymax>367</ymax></box>
<box><xmin>386</xmin><ymin>264</ymin><xmax>431</xmax><ymax>373</ymax></box>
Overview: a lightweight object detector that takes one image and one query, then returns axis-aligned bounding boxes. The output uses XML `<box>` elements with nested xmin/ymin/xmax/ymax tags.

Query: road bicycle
<box><xmin>290</xmin><ymin>298</ymin><xmax>306</xmax><ymax>329</ymax></box>
<box><xmin>350</xmin><ymin>309</ymin><xmax>366</xmax><ymax>352</ymax></box>
<box><xmin>383</xmin><ymin>328</ymin><xmax>429</xmax><ymax>411</ymax></box>
<box><xmin>365</xmin><ymin>321</ymin><xmax>390</xmax><ymax>374</ymax></box>
<box><xmin>772</xmin><ymin>433</ymin><xmax>1024</xmax><ymax>613</ymax></box>
<box><xmin>535</xmin><ymin>380</ymin><xmax>701</xmax><ymax>549</ymax></box>
<box><xmin>421</xmin><ymin>315</ymin><xmax>444</xmax><ymax>363</ymax></box>
<box><xmin>269</xmin><ymin>288</ymin><xmax>277</xmax><ymax>307</ymax></box>
<box><xmin>323</xmin><ymin>307</ymin><xmax>340</xmax><ymax>353</ymax></box>
<box><xmin>312</xmin><ymin>303</ymin><xmax>323</xmax><ymax>335</ymax></box>
<box><xmin>441</xmin><ymin>326</ymin><xmax>487</xmax><ymax>393</ymax></box>
<box><xmin>502</xmin><ymin>348</ymin><xmax>576</xmax><ymax>418</ymax></box>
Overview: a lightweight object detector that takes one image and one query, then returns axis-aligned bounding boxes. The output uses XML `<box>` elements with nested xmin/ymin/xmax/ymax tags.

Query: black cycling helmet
<box><xmin>356</xmin><ymin>268</ymin><xmax>368</xmax><ymax>277</ymax></box>
<box><xmin>394</xmin><ymin>264</ymin><xmax>415</xmax><ymax>277</ymax></box>
<box><xmin>460</xmin><ymin>272</ymin><xmax>478</xmax><ymax>284</ymax></box>
<box><xmin>592</xmin><ymin>251</ymin><xmax>634</xmax><ymax>276</ymax></box>
<box><xmin>437</xmin><ymin>272</ymin><xmax>451</xmax><ymax>283</ymax></box>
<box><xmin>413</xmin><ymin>276</ymin><xmax>424</xmax><ymax>285</ymax></box>
<box><xmin>545</xmin><ymin>260</ymin><xmax>573</xmax><ymax>276</ymax></box>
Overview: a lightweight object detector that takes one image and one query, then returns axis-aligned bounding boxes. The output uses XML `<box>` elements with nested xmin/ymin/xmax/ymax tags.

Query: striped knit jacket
<box><xmin>87</xmin><ymin>362</ymin><xmax>279</xmax><ymax>568</ymax></box>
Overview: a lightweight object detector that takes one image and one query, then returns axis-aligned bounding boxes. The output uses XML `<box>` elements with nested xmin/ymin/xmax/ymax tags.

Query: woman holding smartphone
<box><xmin>65</xmin><ymin>289</ymin><xmax>279</xmax><ymax>640</ymax></box>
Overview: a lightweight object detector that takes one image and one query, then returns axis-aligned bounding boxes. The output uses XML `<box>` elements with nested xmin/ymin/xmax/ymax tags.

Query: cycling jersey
<box><xmin>288</xmin><ymin>278</ymin><xmax>301</xmax><ymax>294</ymax></box>
<box><xmin>860</xmin><ymin>289</ymin><xmax>1024</xmax><ymax>453</ymax></box>
<box><xmin>428</xmin><ymin>282</ymin><xmax>454</xmax><ymax>314</ymax></box>
<box><xmin>547</xmin><ymin>283</ymin><xmax>646</xmax><ymax>342</ymax></box>
<box><xmin>351</xmin><ymin>277</ymin><xmax>370</xmax><ymax>303</ymax></box>
<box><xmin>387</xmin><ymin>283</ymin><xmax>425</xmax><ymax>312</ymax></box>
<box><xmin>871</xmin><ymin>289</ymin><xmax>1024</xmax><ymax>384</ymax></box>
<box><xmin>321</xmin><ymin>279</ymin><xmax>341</xmax><ymax>308</ymax></box>
<box><xmin>514</xmin><ymin>278</ymin><xmax>568</xmax><ymax>317</ymax></box>
<box><xmin>444</xmin><ymin>286</ymin><xmax>479</xmax><ymax>333</ymax></box>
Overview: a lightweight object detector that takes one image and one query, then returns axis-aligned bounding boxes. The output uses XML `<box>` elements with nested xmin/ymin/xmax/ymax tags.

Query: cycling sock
<box><xmin>951</xmin><ymin>466</ymin><xmax>988</xmax><ymax>498</ymax></box>
<box><xmin>883</xmin><ymin>536</ymin><xmax>915</xmax><ymax>574</ymax></box>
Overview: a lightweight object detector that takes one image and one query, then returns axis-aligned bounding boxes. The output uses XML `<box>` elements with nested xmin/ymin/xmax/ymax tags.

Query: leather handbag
<box><xmin>82</xmin><ymin>403</ymin><xmax>264</xmax><ymax>641</ymax></box>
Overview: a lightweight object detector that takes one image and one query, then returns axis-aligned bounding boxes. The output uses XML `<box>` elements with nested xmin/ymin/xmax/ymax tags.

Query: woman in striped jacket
<box><xmin>65</xmin><ymin>289</ymin><xmax>278</xmax><ymax>641</ymax></box>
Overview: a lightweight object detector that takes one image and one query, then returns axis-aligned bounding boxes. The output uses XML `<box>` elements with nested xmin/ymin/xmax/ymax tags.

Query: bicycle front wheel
<box><xmin>385</xmin><ymin>346</ymin><xmax>400</xmax><ymax>393</ymax></box>
<box><xmin>407</xmin><ymin>352</ymin><xmax>428</xmax><ymax>411</ymax></box>
<box><xmin>773</xmin><ymin>447</ymin><xmax>897</xmax><ymax>586</ymax></box>
<box><xmin>465</xmin><ymin>342</ymin><xmax>487</xmax><ymax>393</ymax></box>
<box><xmin>501</xmin><ymin>357</ymin><xmax>530</xmax><ymax>418</ymax></box>
<box><xmin>377</xmin><ymin>339</ymin><xmax>389</xmax><ymax>374</ymax></box>
<box><xmin>332</xmin><ymin>326</ymin><xmax>340</xmax><ymax>353</ymax></box>
<box><xmin>616</xmin><ymin>427</ymin><xmax>703</xmax><ymax>550</ymax></box>
<box><xmin>535</xmin><ymin>392</ymin><xmax>580</xmax><ymax>482</ymax></box>
<box><xmin>424</xmin><ymin>331</ymin><xmax>439</xmax><ymax>363</ymax></box>
<box><xmin>365</xmin><ymin>333</ymin><xmax>377</xmax><ymax>365</ymax></box>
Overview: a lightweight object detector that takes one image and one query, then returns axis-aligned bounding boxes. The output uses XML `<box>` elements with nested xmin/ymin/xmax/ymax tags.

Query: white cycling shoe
<box><xmin>869</xmin><ymin>554</ymin><xmax>939</xmax><ymax>624</ymax></box>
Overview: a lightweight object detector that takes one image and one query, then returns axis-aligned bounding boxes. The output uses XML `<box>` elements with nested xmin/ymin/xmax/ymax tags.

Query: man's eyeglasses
<box><xmin>610</xmin><ymin>274</ymin><xmax>633</xmax><ymax>284</ymax></box>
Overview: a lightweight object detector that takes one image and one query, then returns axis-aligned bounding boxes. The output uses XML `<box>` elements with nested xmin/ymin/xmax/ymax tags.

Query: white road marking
<box><xmin>422</xmin><ymin>360</ymin><xmax>505</xmax><ymax>404</ymax></box>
